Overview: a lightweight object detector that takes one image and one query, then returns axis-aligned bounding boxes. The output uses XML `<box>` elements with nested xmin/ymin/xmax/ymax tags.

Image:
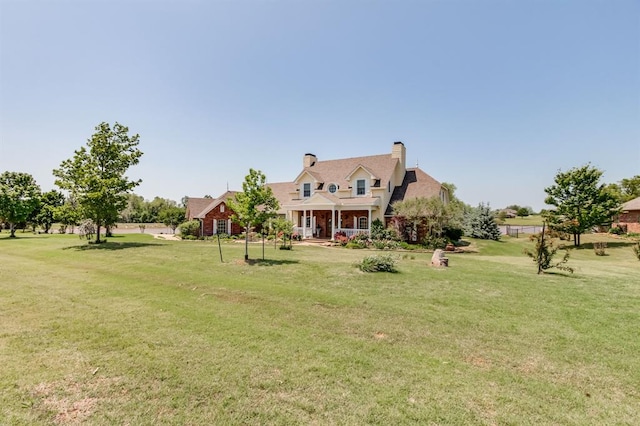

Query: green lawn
<box><xmin>1</xmin><ymin>233</ymin><xmax>638</xmax><ymax>424</ymax></box>
<box><xmin>502</xmin><ymin>214</ymin><xmax>544</xmax><ymax>226</ymax></box>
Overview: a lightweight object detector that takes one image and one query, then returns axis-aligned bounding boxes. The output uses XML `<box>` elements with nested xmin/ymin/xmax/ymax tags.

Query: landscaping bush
<box><xmin>398</xmin><ymin>241</ymin><xmax>418</xmax><ymax>250</ymax></box>
<box><xmin>443</xmin><ymin>226</ymin><xmax>463</xmax><ymax>242</ymax></box>
<box><xmin>609</xmin><ymin>225</ymin><xmax>627</xmax><ymax>235</ymax></box>
<box><xmin>593</xmin><ymin>242</ymin><xmax>607</xmax><ymax>256</ymax></box>
<box><xmin>422</xmin><ymin>235</ymin><xmax>448</xmax><ymax>250</ymax></box>
<box><xmin>372</xmin><ymin>239</ymin><xmax>400</xmax><ymax>250</ymax></box>
<box><xmin>370</xmin><ymin>219</ymin><xmax>399</xmax><ymax>241</ymax></box>
<box><xmin>345</xmin><ymin>241</ymin><xmax>366</xmax><ymax>249</ymax></box>
<box><xmin>357</xmin><ymin>254</ymin><xmax>397</xmax><ymax>272</ymax></box>
<box><xmin>179</xmin><ymin>220</ymin><xmax>200</xmax><ymax>238</ymax></box>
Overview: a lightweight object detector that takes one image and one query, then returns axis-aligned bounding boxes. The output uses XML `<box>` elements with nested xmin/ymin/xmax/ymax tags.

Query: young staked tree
<box><xmin>524</xmin><ymin>222</ymin><xmax>573</xmax><ymax>274</ymax></box>
<box><xmin>53</xmin><ymin>122</ymin><xmax>143</xmax><ymax>243</ymax></box>
<box><xmin>227</xmin><ymin>169</ymin><xmax>279</xmax><ymax>261</ymax></box>
<box><xmin>0</xmin><ymin>171</ymin><xmax>41</xmax><ymax>237</ymax></box>
<box><xmin>544</xmin><ymin>164</ymin><xmax>620</xmax><ymax>247</ymax></box>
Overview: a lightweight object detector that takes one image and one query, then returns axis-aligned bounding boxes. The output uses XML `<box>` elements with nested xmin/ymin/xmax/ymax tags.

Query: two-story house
<box><xmin>187</xmin><ymin>142</ymin><xmax>448</xmax><ymax>239</ymax></box>
<box><xmin>273</xmin><ymin>142</ymin><xmax>448</xmax><ymax>239</ymax></box>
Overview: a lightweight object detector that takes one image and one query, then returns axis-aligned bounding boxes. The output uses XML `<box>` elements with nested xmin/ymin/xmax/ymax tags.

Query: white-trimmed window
<box><xmin>328</xmin><ymin>183</ymin><xmax>337</xmax><ymax>194</ymax></box>
<box><xmin>303</xmin><ymin>183</ymin><xmax>311</xmax><ymax>198</ymax></box>
<box><xmin>217</xmin><ymin>220</ymin><xmax>227</xmax><ymax>235</ymax></box>
<box><xmin>358</xmin><ymin>216</ymin><xmax>368</xmax><ymax>229</ymax></box>
<box><xmin>356</xmin><ymin>179</ymin><xmax>366</xmax><ymax>196</ymax></box>
<box><xmin>220</xmin><ymin>204</ymin><xmax>225</xmax><ymax>212</ymax></box>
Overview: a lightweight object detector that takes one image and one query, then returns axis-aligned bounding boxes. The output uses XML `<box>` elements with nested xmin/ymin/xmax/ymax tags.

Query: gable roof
<box><xmin>195</xmin><ymin>191</ymin><xmax>238</xmax><ymax>218</ymax></box>
<box><xmin>186</xmin><ymin>197</ymin><xmax>214</xmax><ymax>220</ymax></box>
<box><xmin>345</xmin><ymin>164</ymin><xmax>380</xmax><ymax>181</ymax></box>
<box><xmin>266</xmin><ymin>182</ymin><xmax>297</xmax><ymax>214</ymax></box>
<box><xmin>621</xmin><ymin>196</ymin><xmax>640</xmax><ymax>211</ymax></box>
<box><xmin>299</xmin><ymin>153</ymin><xmax>399</xmax><ymax>192</ymax></box>
<box><xmin>385</xmin><ymin>168</ymin><xmax>444</xmax><ymax>216</ymax></box>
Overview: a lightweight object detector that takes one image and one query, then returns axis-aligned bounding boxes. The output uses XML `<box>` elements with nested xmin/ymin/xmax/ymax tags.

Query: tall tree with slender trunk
<box><xmin>53</xmin><ymin>122</ymin><xmax>143</xmax><ymax>243</ymax></box>
<box><xmin>544</xmin><ymin>164</ymin><xmax>620</xmax><ymax>247</ymax></box>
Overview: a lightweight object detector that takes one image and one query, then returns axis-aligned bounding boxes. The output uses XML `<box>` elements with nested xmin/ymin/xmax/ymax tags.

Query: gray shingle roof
<box><xmin>621</xmin><ymin>196</ymin><xmax>640</xmax><ymax>211</ymax></box>
<box><xmin>385</xmin><ymin>168</ymin><xmax>444</xmax><ymax>215</ymax></box>
<box><xmin>298</xmin><ymin>153</ymin><xmax>399</xmax><ymax>192</ymax></box>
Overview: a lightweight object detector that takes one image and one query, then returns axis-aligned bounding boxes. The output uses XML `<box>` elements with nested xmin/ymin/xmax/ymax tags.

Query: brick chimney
<box><xmin>304</xmin><ymin>153</ymin><xmax>317</xmax><ymax>168</ymax></box>
<box><xmin>391</xmin><ymin>141</ymin><xmax>406</xmax><ymax>171</ymax></box>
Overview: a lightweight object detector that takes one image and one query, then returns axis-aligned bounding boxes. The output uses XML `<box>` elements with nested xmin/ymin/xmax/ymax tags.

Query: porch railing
<box><xmin>336</xmin><ymin>228</ymin><xmax>369</xmax><ymax>238</ymax></box>
<box><xmin>294</xmin><ymin>227</ymin><xmax>370</xmax><ymax>239</ymax></box>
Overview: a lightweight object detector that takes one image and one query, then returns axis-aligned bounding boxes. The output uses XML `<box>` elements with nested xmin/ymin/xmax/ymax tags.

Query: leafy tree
<box><xmin>0</xmin><ymin>172</ymin><xmax>41</xmax><ymax>237</ymax></box>
<box><xmin>606</xmin><ymin>175</ymin><xmax>640</xmax><ymax>203</ymax></box>
<box><xmin>544</xmin><ymin>164</ymin><xmax>620</xmax><ymax>247</ymax></box>
<box><xmin>36</xmin><ymin>190</ymin><xmax>65</xmax><ymax>233</ymax></box>
<box><xmin>227</xmin><ymin>169</ymin><xmax>279</xmax><ymax>261</ymax></box>
<box><xmin>120</xmin><ymin>194</ymin><xmax>145</xmax><ymax>222</ymax></box>
<box><xmin>158</xmin><ymin>206</ymin><xmax>186</xmax><ymax>233</ymax></box>
<box><xmin>53</xmin><ymin>122</ymin><xmax>143</xmax><ymax>243</ymax></box>
<box><xmin>54</xmin><ymin>196</ymin><xmax>81</xmax><ymax>234</ymax></box>
<box><xmin>464</xmin><ymin>203</ymin><xmax>501</xmax><ymax>240</ymax></box>
<box><xmin>619</xmin><ymin>176</ymin><xmax>640</xmax><ymax>201</ymax></box>
<box><xmin>516</xmin><ymin>207</ymin><xmax>530</xmax><ymax>217</ymax></box>
<box><xmin>392</xmin><ymin>195</ymin><xmax>463</xmax><ymax>243</ymax></box>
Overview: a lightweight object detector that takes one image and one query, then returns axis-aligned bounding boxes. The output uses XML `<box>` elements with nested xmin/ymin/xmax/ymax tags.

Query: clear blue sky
<box><xmin>1</xmin><ymin>0</ymin><xmax>638</xmax><ymax>211</ymax></box>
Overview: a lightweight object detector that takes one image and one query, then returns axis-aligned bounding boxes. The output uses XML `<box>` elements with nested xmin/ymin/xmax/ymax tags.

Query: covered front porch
<box><xmin>290</xmin><ymin>208</ymin><xmax>376</xmax><ymax>240</ymax></box>
<box><xmin>284</xmin><ymin>193</ymin><xmax>381</xmax><ymax>240</ymax></box>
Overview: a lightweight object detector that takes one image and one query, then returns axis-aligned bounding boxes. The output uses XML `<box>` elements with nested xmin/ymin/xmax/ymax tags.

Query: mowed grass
<box><xmin>502</xmin><ymin>215</ymin><xmax>544</xmax><ymax>226</ymax></box>
<box><xmin>1</xmin><ymin>232</ymin><xmax>638</xmax><ymax>425</ymax></box>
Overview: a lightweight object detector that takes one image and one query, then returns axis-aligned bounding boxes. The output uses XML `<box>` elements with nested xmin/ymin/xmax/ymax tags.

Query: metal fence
<box><xmin>499</xmin><ymin>225</ymin><xmax>544</xmax><ymax>237</ymax></box>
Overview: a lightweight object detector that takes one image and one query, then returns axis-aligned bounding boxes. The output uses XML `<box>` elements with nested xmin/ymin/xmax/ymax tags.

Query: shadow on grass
<box><xmin>566</xmin><ymin>241</ymin><xmax>636</xmax><ymax>250</ymax></box>
<box><xmin>63</xmin><ymin>241</ymin><xmax>159</xmax><ymax>251</ymax></box>
<box><xmin>242</xmin><ymin>258</ymin><xmax>300</xmax><ymax>266</ymax></box>
<box><xmin>542</xmin><ymin>270</ymin><xmax>580</xmax><ymax>279</ymax></box>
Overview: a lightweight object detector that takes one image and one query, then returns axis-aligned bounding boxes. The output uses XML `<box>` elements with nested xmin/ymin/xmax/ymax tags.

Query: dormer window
<box><xmin>356</xmin><ymin>179</ymin><xmax>366</xmax><ymax>196</ymax></box>
<box><xmin>303</xmin><ymin>183</ymin><xmax>311</xmax><ymax>198</ymax></box>
<box><xmin>328</xmin><ymin>183</ymin><xmax>338</xmax><ymax>194</ymax></box>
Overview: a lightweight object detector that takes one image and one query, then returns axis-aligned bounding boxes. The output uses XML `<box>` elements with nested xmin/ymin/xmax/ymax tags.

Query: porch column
<box><xmin>310</xmin><ymin>209</ymin><xmax>314</xmax><ymax>238</ymax></box>
<box><xmin>368</xmin><ymin>207</ymin><xmax>372</xmax><ymax>235</ymax></box>
<box><xmin>331</xmin><ymin>207</ymin><xmax>335</xmax><ymax>239</ymax></box>
<box><xmin>303</xmin><ymin>210</ymin><xmax>307</xmax><ymax>239</ymax></box>
<box><xmin>338</xmin><ymin>208</ymin><xmax>342</xmax><ymax>230</ymax></box>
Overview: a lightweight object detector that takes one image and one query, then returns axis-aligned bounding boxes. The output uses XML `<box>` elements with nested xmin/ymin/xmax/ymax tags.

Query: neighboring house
<box><xmin>186</xmin><ymin>142</ymin><xmax>448</xmax><ymax>239</ymax></box>
<box><xmin>613</xmin><ymin>196</ymin><xmax>640</xmax><ymax>234</ymax></box>
<box><xmin>497</xmin><ymin>209</ymin><xmax>518</xmax><ymax>219</ymax></box>
<box><xmin>185</xmin><ymin>191</ymin><xmax>243</xmax><ymax>236</ymax></box>
<box><xmin>270</xmin><ymin>142</ymin><xmax>448</xmax><ymax>239</ymax></box>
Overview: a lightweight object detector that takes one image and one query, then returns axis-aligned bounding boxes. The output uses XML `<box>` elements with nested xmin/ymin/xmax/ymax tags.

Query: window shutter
<box><xmin>213</xmin><ymin>219</ymin><xmax>217</xmax><ymax>234</ymax></box>
<box><xmin>228</xmin><ymin>219</ymin><xmax>232</xmax><ymax>235</ymax></box>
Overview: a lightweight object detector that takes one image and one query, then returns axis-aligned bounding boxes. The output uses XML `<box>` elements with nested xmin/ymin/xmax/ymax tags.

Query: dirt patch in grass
<box><xmin>32</xmin><ymin>375</ymin><xmax>122</xmax><ymax>424</ymax></box>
